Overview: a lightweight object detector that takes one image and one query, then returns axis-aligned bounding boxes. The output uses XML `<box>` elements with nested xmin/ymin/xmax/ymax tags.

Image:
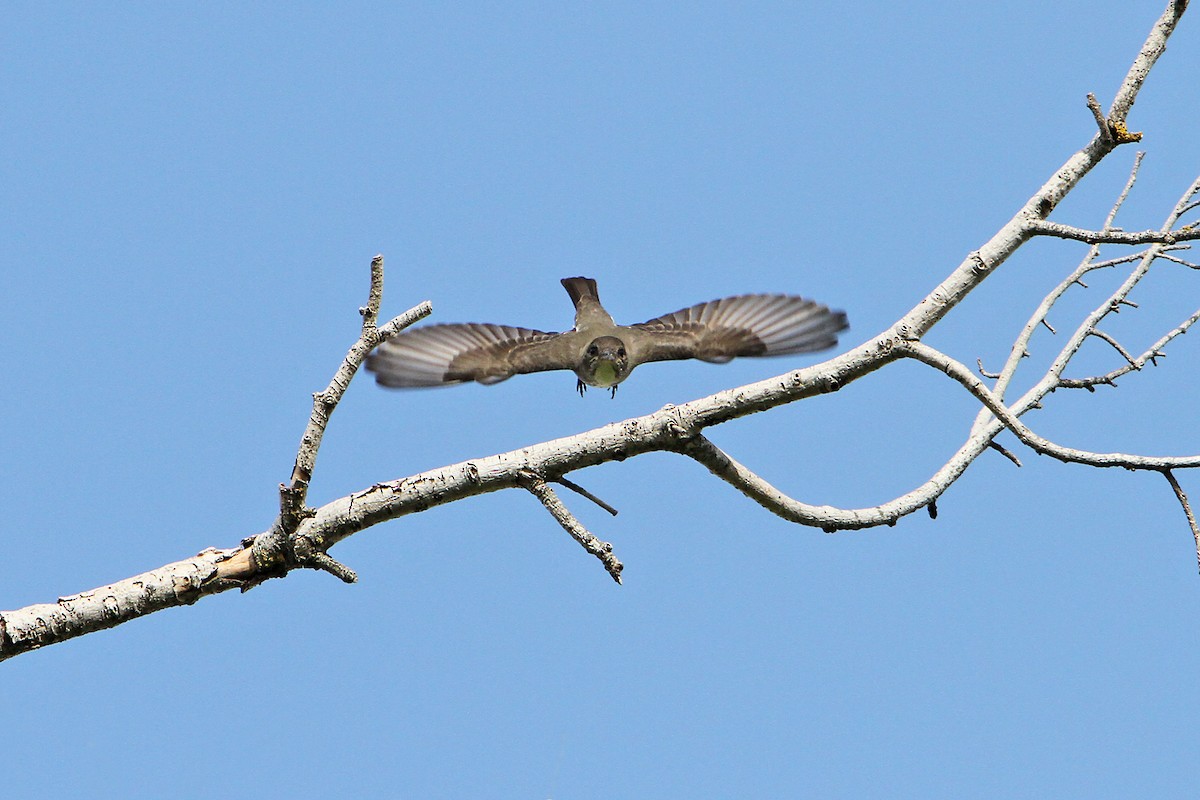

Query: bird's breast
<box><xmin>590</xmin><ymin>360</ymin><xmax>620</xmax><ymax>387</ymax></box>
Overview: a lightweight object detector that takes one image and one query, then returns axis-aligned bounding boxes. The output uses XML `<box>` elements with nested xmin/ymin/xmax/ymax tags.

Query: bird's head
<box><xmin>578</xmin><ymin>335</ymin><xmax>630</xmax><ymax>388</ymax></box>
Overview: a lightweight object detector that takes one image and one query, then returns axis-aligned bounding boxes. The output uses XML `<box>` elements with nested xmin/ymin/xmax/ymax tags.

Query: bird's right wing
<box><xmin>366</xmin><ymin>323</ymin><xmax>580</xmax><ymax>387</ymax></box>
<box><xmin>627</xmin><ymin>294</ymin><xmax>848</xmax><ymax>364</ymax></box>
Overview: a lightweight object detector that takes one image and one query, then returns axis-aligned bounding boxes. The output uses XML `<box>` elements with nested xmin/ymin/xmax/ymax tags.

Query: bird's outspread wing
<box><xmin>366</xmin><ymin>323</ymin><xmax>579</xmax><ymax>387</ymax></box>
<box><xmin>626</xmin><ymin>294</ymin><xmax>848</xmax><ymax>365</ymax></box>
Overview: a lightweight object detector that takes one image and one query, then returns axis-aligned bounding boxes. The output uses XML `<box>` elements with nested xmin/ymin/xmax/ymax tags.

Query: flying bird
<box><xmin>366</xmin><ymin>277</ymin><xmax>848</xmax><ymax>397</ymax></box>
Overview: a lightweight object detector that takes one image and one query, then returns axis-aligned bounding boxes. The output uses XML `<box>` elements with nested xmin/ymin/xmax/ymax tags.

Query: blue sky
<box><xmin>3</xmin><ymin>2</ymin><xmax>1199</xmax><ymax>797</ymax></box>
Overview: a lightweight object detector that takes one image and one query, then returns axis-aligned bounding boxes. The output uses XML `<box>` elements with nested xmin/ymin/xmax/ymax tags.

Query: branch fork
<box><xmin>247</xmin><ymin>255</ymin><xmax>430</xmax><ymax>588</ymax></box>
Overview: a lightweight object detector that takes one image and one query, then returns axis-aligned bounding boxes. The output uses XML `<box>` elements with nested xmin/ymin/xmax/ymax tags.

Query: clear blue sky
<box><xmin>3</xmin><ymin>3</ymin><xmax>1199</xmax><ymax>797</ymax></box>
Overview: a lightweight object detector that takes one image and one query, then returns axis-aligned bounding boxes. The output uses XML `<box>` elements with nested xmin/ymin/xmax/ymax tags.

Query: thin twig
<box><xmin>1163</xmin><ymin>470</ymin><xmax>1200</xmax><ymax>574</ymax></box>
<box><xmin>1106</xmin><ymin>151</ymin><xmax>1146</xmax><ymax>228</ymax></box>
<box><xmin>988</xmin><ymin>441</ymin><xmax>1023</xmax><ymax>468</ymax></box>
<box><xmin>1087</xmin><ymin>92</ymin><xmax>1112</xmax><ymax>143</ymax></box>
<box><xmin>1088</xmin><ymin>329</ymin><xmax>1139</xmax><ymax>367</ymax></box>
<box><xmin>1011</xmin><ymin>175</ymin><xmax>1200</xmax><ymax>408</ymax></box>
<box><xmin>294</xmin><ymin>535</ymin><xmax>358</xmax><ymax>583</ymax></box>
<box><xmin>1158</xmin><ymin>252</ymin><xmax>1199</xmax><ymax>270</ymax></box>
<box><xmin>554</xmin><ymin>477</ymin><xmax>619</xmax><ymax>516</ymax></box>
<box><xmin>1089</xmin><ymin>250</ymin><xmax>1161</xmax><ymax>271</ymax></box>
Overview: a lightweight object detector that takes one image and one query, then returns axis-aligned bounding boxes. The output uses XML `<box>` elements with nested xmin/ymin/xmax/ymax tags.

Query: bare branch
<box><xmin>360</xmin><ymin>253</ymin><xmax>386</xmax><ymax>329</ymax></box>
<box><xmin>967</xmin><ymin>156</ymin><xmax>1144</xmax><ymax>436</ymax></box>
<box><xmin>1163</xmin><ymin>470</ymin><xmax>1200</xmax><ymax>573</ymax></box>
<box><xmin>887</xmin><ymin>3</ymin><xmax>1189</xmax><ymax>344</ymax></box>
<box><xmin>1058</xmin><ymin>307</ymin><xmax>1200</xmax><ymax>389</ymax></box>
<box><xmin>973</xmin><ymin>168</ymin><xmax>1200</xmax><ymax>443</ymax></box>
<box><xmin>674</xmin><ymin>433</ymin><xmax>928</xmax><ymax>530</ymax></box>
<box><xmin>294</xmin><ymin>535</ymin><xmax>358</xmax><ymax>583</ymax></box>
<box><xmin>1032</xmin><ymin>178</ymin><xmax>1200</xmax><ymax>392</ymax></box>
<box><xmin>1107</xmin><ymin>151</ymin><xmax>1146</xmax><ymax>228</ymax></box>
<box><xmin>902</xmin><ymin>341</ymin><xmax>1200</xmax><ymax>470</ymax></box>
<box><xmin>0</xmin><ymin>548</ymin><xmax>246</xmax><ymax>658</ymax></box>
<box><xmin>265</xmin><ymin>257</ymin><xmax>432</xmax><ymax>579</ymax></box>
<box><xmin>283</xmin><ymin>255</ymin><xmax>432</xmax><ymax>524</ymax></box>
<box><xmin>1090</xmin><ymin>252</ymin><xmax>1147</xmax><ymax>270</ymax></box>
<box><xmin>970</xmin><ymin>154</ymin><xmax>1168</xmax><ymax>442</ymax></box>
<box><xmin>1027</xmin><ymin>219</ymin><xmax>1199</xmax><ymax>244</ymax></box>
<box><xmin>521</xmin><ymin>473</ymin><xmax>624</xmax><ymax>583</ymax></box>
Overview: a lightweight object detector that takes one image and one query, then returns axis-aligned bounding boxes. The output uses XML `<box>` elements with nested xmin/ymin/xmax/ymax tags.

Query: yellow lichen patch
<box><xmin>1111</xmin><ymin>120</ymin><xmax>1143</xmax><ymax>143</ymax></box>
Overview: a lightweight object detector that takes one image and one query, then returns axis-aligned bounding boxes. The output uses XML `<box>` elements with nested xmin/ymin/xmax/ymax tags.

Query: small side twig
<box><xmin>554</xmin><ymin>477</ymin><xmax>619</xmax><ymax>516</ymax></box>
<box><xmin>1163</xmin><ymin>470</ymin><xmax>1200</xmax><ymax>574</ymax></box>
<box><xmin>1087</xmin><ymin>92</ymin><xmax>1112</xmax><ymax>143</ymax></box>
<box><xmin>987</xmin><ymin>440</ymin><xmax>1023</xmax><ymax>468</ymax></box>
<box><xmin>1158</xmin><ymin>252</ymin><xmax>1200</xmax><ymax>270</ymax></box>
<box><xmin>522</xmin><ymin>473</ymin><xmax>624</xmax><ymax>583</ymax></box>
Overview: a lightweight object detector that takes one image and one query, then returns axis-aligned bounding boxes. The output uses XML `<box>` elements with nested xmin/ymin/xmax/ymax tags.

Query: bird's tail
<box><xmin>561</xmin><ymin>276</ymin><xmax>600</xmax><ymax>309</ymax></box>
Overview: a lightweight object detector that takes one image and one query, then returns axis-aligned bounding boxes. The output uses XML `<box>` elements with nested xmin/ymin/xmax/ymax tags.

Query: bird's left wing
<box><xmin>626</xmin><ymin>294</ymin><xmax>847</xmax><ymax>364</ymax></box>
<box><xmin>367</xmin><ymin>323</ymin><xmax>580</xmax><ymax>387</ymax></box>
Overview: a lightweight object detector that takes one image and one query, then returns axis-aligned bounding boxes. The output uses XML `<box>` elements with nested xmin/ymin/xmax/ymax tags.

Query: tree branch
<box><xmin>971</xmin><ymin>153</ymin><xmax>1147</xmax><ymax>436</ymax></box>
<box><xmin>260</xmin><ymin>255</ymin><xmax>431</xmax><ymax>581</ymax></box>
<box><xmin>283</xmin><ymin>255</ymin><xmax>431</xmax><ymax>518</ymax></box>
<box><xmin>972</xmin><ymin>168</ymin><xmax>1200</xmax><ymax>439</ymax></box>
<box><xmin>1026</xmin><ymin>219</ymin><xmax>1199</xmax><ymax>244</ymax></box>
<box><xmin>1</xmin><ymin>1</ymin><xmax>1193</xmax><ymax>662</ymax></box>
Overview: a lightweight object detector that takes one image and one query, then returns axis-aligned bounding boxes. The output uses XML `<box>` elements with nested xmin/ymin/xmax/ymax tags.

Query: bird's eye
<box><xmin>617</xmin><ymin>348</ymin><xmax>626</xmax><ymax>357</ymax></box>
<box><xmin>587</xmin><ymin>345</ymin><xmax>598</xmax><ymax>356</ymax></box>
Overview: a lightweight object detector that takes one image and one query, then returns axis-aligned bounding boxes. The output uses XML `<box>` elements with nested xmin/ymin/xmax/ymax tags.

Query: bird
<box><xmin>365</xmin><ymin>277</ymin><xmax>848</xmax><ymax>397</ymax></box>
